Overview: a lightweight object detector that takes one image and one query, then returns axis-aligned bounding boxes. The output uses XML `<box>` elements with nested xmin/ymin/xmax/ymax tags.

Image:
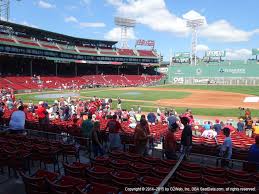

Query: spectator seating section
<box><xmin>137</xmin><ymin>50</ymin><xmax>156</xmax><ymax>57</ymax></box>
<box><xmin>0</xmin><ymin>34</ymin><xmax>16</xmax><ymax>43</ymax></box>
<box><xmin>16</xmin><ymin>37</ymin><xmax>41</xmax><ymax>48</ymax></box>
<box><xmin>0</xmin><ymin>75</ymin><xmax>165</xmax><ymax>90</ymax></box>
<box><xmin>77</xmin><ymin>46</ymin><xmax>98</xmax><ymax>54</ymax></box>
<box><xmin>99</xmin><ymin>48</ymin><xmax>118</xmax><ymax>55</ymax></box>
<box><xmin>0</xmin><ymin>133</ymin><xmax>256</xmax><ymax>194</ymax></box>
<box><xmin>117</xmin><ymin>49</ymin><xmax>136</xmax><ymax>56</ymax></box>
<box><xmin>0</xmin><ymin>34</ymin><xmax>158</xmax><ymax>58</ymax></box>
<box><xmin>39</xmin><ymin>41</ymin><xmax>60</xmax><ymax>51</ymax></box>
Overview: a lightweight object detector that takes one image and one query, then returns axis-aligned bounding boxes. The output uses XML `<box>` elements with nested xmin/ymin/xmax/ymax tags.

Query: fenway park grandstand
<box><xmin>0</xmin><ymin>20</ymin><xmax>164</xmax><ymax>91</ymax></box>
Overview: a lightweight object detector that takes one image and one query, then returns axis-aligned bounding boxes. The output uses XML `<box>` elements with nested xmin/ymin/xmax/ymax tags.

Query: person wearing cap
<box><xmin>237</xmin><ymin>118</ymin><xmax>245</xmax><ymax>132</ymax></box>
<box><xmin>248</xmin><ymin>135</ymin><xmax>259</xmax><ymax>170</ymax></box>
<box><xmin>214</xmin><ymin>119</ymin><xmax>222</xmax><ymax>134</ymax></box>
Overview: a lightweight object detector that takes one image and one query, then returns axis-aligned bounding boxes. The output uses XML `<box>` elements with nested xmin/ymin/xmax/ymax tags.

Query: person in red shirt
<box><xmin>36</xmin><ymin>102</ymin><xmax>48</xmax><ymax>127</ymax></box>
<box><xmin>164</xmin><ymin>122</ymin><xmax>179</xmax><ymax>160</ymax></box>
<box><xmin>105</xmin><ymin>114</ymin><xmax>124</xmax><ymax>151</ymax></box>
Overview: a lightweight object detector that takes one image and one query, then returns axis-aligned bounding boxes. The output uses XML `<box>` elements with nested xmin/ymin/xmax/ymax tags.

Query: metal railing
<box><xmin>153</xmin><ymin>153</ymin><xmax>185</xmax><ymax>194</ymax></box>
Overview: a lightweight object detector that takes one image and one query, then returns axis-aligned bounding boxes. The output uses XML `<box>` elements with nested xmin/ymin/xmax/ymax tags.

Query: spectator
<box><xmin>219</xmin><ymin>127</ymin><xmax>232</xmax><ymax>167</ymax></box>
<box><xmin>105</xmin><ymin>114</ymin><xmax>124</xmax><ymax>151</ymax></box>
<box><xmin>81</xmin><ymin>113</ymin><xmax>93</xmax><ymax>139</ymax></box>
<box><xmin>92</xmin><ymin>121</ymin><xmax>104</xmax><ymax>157</ymax></box>
<box><xmin>214</xmin><ymin>119</ymin><xmax>222</xmax><ymax>134</ymax></box>
<box><xmin>129</xmin><ymin>108</ymin><xmax>135</xmax><ymax>118</ymax></box>
<box><xmin>117</xmin><ymin>97</ymin><xmax>122</xmax><ymax>110</ymax></box>
<box><xmin>180</xmin><ymin>117</ymin><xmax>192</xmax><ymax>160</ymax></box>
<box><xmin>203</xmin><ymin>121</ymin><xmax>211</xmax><ymax>130</ymax></box>
<box><xmin>245</xmin><ymin>116</ymin><xmax>253</xmax><ymax>137</ymax></box>
<box><xmin>253</xmin><ymin>122</ymin><xmax>259</xmax><ymax>136</ymax></box>
<box><xmin>134</xmin><ymin>118</ymin><xmax>148</xmax><ymax>156</ymax></box>
<box><xmin>147</xmin><ymin>112</ymin><xmax>156</xmax><ymax>125</ymax></box>
<box><xmin>164</xmin><ymin>108</ymin><xmax>169</xmax><ymax>117</ymax></box>
<box><xmin>137</xmin><ymin>106</ymin><xmax>141</xmax><ymax>114</ymax></box>
<box><xmin>141</xmin><ymin>115</ymin><xmax>151</xmax><ymax>155</ymax></box>
<box><xmin>37</xmin><ymin>101</ymin><xmax>49</xmax><ymax>127</ymax></box>
<box><xmin>157</xmin><ymin>107</ymin><xmax>161</xmax><ymax>116</ymax></box>
<box><xmin>0</xmin><ymin>102</ymin><xmax>4</xmax><ymax>123</ymax></box>
<box><xmin>248</xmin><ymin>135</ymin><xmax>259</xmax><ymax>171</ymax></box>
<box><xmin>164</xmin><ymin>122</ymin><xmax>178</xmax><ymax>160</ymax></box>
<box><xmin>108</xmin><ymin>98</ymin><xmax>113</xmax><ymax>107</ymax></box>
<box><xmin>237</xmin><ymin>118</ymin><xmax>245</xmax><ymax>132</ymax></box>
<box><xmin>9</xmin><ymin>105</ymin><xmax>26</xmax><ymax>133</ymax></box>
<box><xmin>167</xmin><ymin>112</ymin><xmax>177</xmax><ymax>127</ymax></box>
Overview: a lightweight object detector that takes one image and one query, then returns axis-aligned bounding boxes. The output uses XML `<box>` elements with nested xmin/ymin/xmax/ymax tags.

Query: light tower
<box><xmin>0</xmin><ymin>0</ymin><xmax>10</xmax><ymax>21</ymax></box>
<box><xmin>115</xmin><ymin>17</ymin><xmax>136</xmax><ymax>49</ymax></box>
<box><xmin>186</xmin><ymin>19</ymin><xmax>204</xmax><ymax>66</ymax></box>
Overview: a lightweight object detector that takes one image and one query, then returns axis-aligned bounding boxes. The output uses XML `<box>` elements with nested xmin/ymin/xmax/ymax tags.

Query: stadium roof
<box><xmin>0</xmin><ymin>20</ymin><xmax>117</xmax><ymax>47</ymax></box>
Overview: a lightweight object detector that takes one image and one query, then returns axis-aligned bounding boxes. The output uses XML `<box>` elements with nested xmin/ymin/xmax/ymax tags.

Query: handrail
<box><xmin>153</xmin><ymin>153</ymin><xmax>185</xmax><ymax>194</ymax></box>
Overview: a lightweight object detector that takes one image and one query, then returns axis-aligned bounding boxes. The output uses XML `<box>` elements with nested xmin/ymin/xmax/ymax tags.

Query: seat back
<box><xmin>20</xmin><ymin>171</ymin><xmax>48</xmax><ymax>194</ymax></box>
<box><xmin>63</xmin><ymin>162</ymin><xmax>86</xmax><ymax>178</ymax></box>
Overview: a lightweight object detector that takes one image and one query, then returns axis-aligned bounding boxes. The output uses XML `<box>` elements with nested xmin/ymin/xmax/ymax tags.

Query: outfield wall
<box><xmin>162</xmin><ymin>61</ymin><xmax>259</xmax><ymax>85</ymax></box>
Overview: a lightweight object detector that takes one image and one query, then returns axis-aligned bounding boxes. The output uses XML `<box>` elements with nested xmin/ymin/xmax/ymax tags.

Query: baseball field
<box><xmin>15</xmin><ymin>85</ymin><xmax>259</xmax><ymax>118</ymax></box>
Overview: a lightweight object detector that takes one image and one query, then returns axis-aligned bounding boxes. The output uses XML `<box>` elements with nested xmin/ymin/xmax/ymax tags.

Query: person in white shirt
<box><xmin>9</xmin><ymin>106</ymin><xmax>26</xmax><ymax>132</ymax></box>
<box><xmin>129</xmin><ymin>108</ymin><xmax>135</xmax><ymax>118</ymax></box>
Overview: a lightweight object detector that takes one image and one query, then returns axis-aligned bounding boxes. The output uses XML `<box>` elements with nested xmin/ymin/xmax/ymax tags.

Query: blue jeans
<box><xmin>92</xmin><ymin>144</ymin><xmax>104</xmax><ymax>157</ymax></box>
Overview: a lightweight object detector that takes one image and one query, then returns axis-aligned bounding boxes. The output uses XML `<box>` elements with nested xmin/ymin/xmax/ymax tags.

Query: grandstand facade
<box><xmin>0</xmin><ymin>20</ymin><xmax>163</xmax><ymax>90</ymax></box>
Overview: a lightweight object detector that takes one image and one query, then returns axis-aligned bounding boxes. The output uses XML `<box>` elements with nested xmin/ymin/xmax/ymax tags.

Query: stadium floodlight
<box><xmin>186</xmin><ymin>19</ymin><xmax>204</xmax><ymax>66</ymax></box>
<box><xmin>0</xmin><ymin>0</ymin><xmax>20</xmax><ymax>21</ymax></box>
<box><xmin>115</xmin><ymin>17</ymin><xmax>136</xmax><ymax>49</ymax></box>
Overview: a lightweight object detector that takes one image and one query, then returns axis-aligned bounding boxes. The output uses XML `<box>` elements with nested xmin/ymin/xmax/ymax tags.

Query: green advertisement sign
<box><xmin>252</xmin><ymin>48</ymin><xmax>259</xmax><ymax>55</ymax></box>
<box><xmin>174</xmin><ymin>52</ymin><xmax>190</xmax><ymax>59</ymax></box>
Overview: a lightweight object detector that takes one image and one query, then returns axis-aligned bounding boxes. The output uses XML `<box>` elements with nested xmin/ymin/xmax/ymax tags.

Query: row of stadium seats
<box><xmin>0</xmin><ymin>34</ymin><xmax>157</xmax><ymax>57</ymax></box>
<box><xmin>1</xmin><ymin>132</ymin><xmax>258</xmax><ymax>193</ymax></box>
<box><xmin>0</xmin><ymin>75</ymin><xmax>164</xmax><ymax>90</ymax></box>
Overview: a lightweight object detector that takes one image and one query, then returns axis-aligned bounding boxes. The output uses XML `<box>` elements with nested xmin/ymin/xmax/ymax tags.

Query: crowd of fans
<box><xmin>0</xmin><ymin>91</ymin><xmax>259</xmax><ymax>170</ymax></box>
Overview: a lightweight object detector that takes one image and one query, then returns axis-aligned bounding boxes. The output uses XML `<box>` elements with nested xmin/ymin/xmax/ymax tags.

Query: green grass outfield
<box><xmin>15</xmin><ymin>86</ymin><xmax>259</xmax><ymax>117</ymax></box>
<box><xmin>156</xmin><ymin>84</ymin><xmax>259</xmax><ymax>95</ymax></box>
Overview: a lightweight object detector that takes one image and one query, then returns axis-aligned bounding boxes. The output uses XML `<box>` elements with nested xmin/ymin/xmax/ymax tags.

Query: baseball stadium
<box><xmin>0</xmin><ymin>1</ymin><xmax>259</xmax><ymax>194</ymax></box>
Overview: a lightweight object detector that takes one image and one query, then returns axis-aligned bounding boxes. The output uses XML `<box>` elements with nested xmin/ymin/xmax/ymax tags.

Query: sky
<box><xmin>6</xmin><ymin>0</ymin><xmax>259</xmax><ymax>60</ymax></box>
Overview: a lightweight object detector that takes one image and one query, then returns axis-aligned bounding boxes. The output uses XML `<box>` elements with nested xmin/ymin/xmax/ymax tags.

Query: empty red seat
<box><xmin>129</xmin><ymin>162</ymin><xmax>151</xmax><ymax>175</ymax></box>
<box><xmin>202</xmin><ymin>166</ymin><xmax>225</xmax><ymax>177</ymax></box>
<box><xmin>138</xmin><ymin>176</ymin><xmax>162</xmax><ymax>187</ymax></box>
<box><xmin>227</xmin><ymin>169</ymin><xmax>252</xmax><ymax>181</ymax></box>
<box><xmin>203</xmin><ymin>175</ymin><xmax>230</xmax><ymax>188</ymax></box>
<box><xmin>110</xmin><ymin>170</ymin><xmax>138</xmax><ymax>187</ymax></box>
<box><xmin>34</xmin><ymin>169</ymin><xmax>59</xmax><ymax>182</ymax></box>
<box><xmin>86</xmin><ymin>165</ymin><xmax>112</xmax><ymax>184</ymax></box>
<box><xmin>152</xmin><ymin>166</ymin><xmax>171</xmax><ymax>178</ymax></box>
<box><xmin>176</xmin><ymin>170</ymin><xmax>201</xmax><ymax>185</ymax></box>
<box><xmin>109</xmin><ymin>158</ymin><xmax>129</xmax><ymax>170</ymax></box>
<box><xmin>180</xmin><ymin>162</ymin><xmax>201</xmax><ymax>172</ymax></box>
